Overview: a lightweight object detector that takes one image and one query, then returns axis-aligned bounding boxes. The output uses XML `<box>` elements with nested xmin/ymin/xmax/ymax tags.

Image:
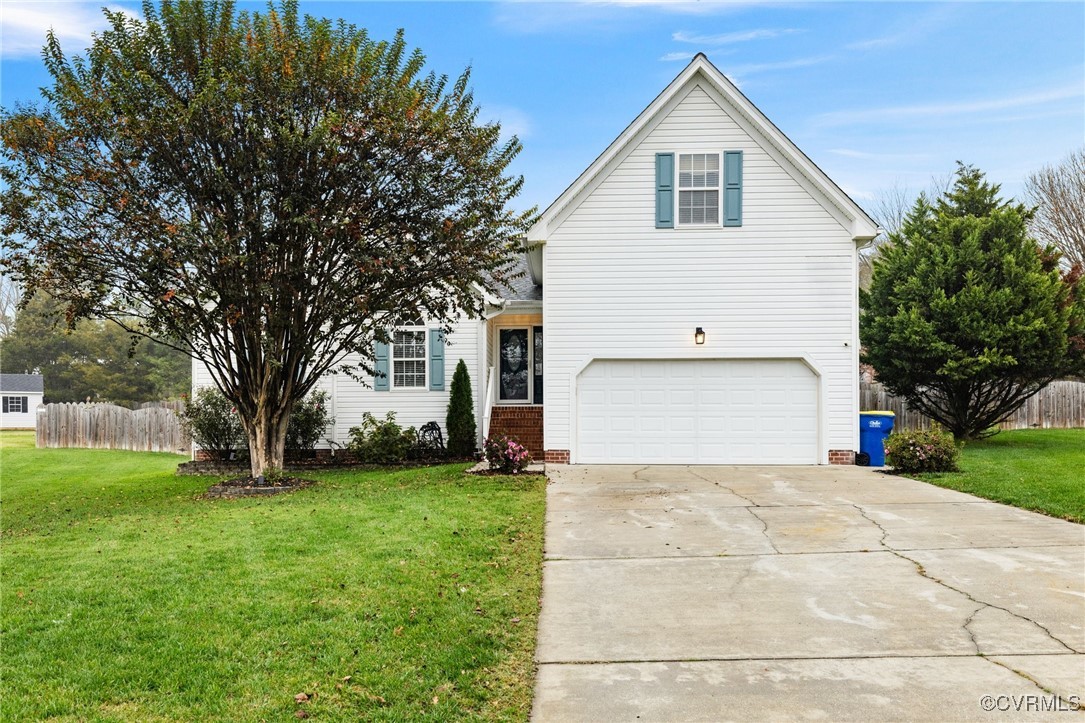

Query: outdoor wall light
<box><xmin>695</xmin><ymin>327</ymin><xmax>706</xmax><ymax>345</ymax></box>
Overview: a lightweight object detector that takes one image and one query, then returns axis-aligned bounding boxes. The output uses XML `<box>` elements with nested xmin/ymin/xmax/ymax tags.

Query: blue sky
<box><xmin>2</xmin><ymin>1</ymin><xmax>1082</xmax><ymax>215</ymax></box>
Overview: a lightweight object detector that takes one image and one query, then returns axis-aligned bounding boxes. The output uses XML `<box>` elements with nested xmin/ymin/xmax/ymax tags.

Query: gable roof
<box><xmin>0</xmin><ymin>374</ymin><xmax>44</xmax><ymax>393</ymax></box>
<box><xmin>527</xmin><ymin>53</ymin><xmax>880</xmax><ymax>243</ymax></box>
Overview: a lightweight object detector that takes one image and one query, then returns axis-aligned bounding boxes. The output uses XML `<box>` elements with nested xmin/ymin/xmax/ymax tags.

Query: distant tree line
<box><xmin>0</xmin><ymin>293</ymin><xmax>190</xmax><ymax>406</ymax></box>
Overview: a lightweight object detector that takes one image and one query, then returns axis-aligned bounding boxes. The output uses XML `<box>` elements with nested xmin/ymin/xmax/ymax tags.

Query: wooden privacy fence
<box><xmin>137</xmin><ymin>399</ymin><xmax>187</xmax><ymax>415</ymax></box>
<box><xmin>36</xmin><ymin>403</ymin><xmax>189</xmax><ymax>453</ymax></box>
<box><xmin>860</xmin><ymin>380</ymin><xmax>1085</xmax><ymax>432</ymax></box>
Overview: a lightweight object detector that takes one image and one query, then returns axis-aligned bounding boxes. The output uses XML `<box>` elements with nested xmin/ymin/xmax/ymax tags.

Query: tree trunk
<box><xmin>244</xmin><ymin>406</ymin><xmax>290</xmax><ymax>479</ymax></box>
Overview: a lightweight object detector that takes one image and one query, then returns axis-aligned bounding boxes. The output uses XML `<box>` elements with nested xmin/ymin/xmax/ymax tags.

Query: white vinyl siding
<box><xmin>678</xmin><ymin>153</ymin><xmax>720</xmax><ymax>225</ymax></box>
<box><xmin>0</xmin><ymin>392</ymin><xmax>42</xmax><ymax>429</ymax></box>
<box><xmin>542</xmin><ymin>80</ymin><xmax>859</xmax><ymax>462</ymax></box>
<box><xmin>193</xmin><ymin>316</ymin><xmax>483</xmax><ymax>449</ymax></box>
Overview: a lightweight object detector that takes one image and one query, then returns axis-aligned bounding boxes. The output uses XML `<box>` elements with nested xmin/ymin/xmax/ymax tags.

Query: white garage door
<box><xmin>577</xmin><ymin>359</ymin><xmax>818</xmax><ymax>465</ymax></box>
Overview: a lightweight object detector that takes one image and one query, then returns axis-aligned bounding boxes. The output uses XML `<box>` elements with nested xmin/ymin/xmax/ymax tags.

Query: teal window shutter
<box><xmin>374</xmin><ymin>341</ymin><xmax>390</xmax><ymax>391</ymax></box>
<box><xmin>655</xmin><ymin>153</ymin><xmax>674</xmax><ymax>228</ymax></box>
<box><xmin>724</xmin><ymin>150</ymin><xmax>743</xmax><ymax>227</ymax></box>
<box><xmin>428</xmin><ymin>329</ymin><xmax>445</xmax><ymax>391</ymax></box>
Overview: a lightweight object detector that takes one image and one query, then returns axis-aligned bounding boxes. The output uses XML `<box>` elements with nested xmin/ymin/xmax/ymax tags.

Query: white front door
<box><xmin>576</xmin><ymin>359</ymin><xmax>818</xmax><ymax>464</ymax></box>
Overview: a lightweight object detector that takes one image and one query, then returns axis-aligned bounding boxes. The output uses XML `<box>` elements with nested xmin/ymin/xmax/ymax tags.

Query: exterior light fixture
<box><xmin>695</xmin><ymin>327</ymin><xmax>706</xmax><ymax>345</ymax></box>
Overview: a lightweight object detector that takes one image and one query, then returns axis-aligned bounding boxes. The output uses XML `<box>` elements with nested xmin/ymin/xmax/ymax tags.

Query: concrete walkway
<box><xmin>532</xmin><ymin>465</ymin><xmax>1085</xmax><ymax>721</ymax></box>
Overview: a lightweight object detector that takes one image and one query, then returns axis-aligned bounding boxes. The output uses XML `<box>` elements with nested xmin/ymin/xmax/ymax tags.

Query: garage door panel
<box><xmin>700</xmin><ymin>415</ymin><xmax>726</xmax><ymax>433</ymax></box>
<box><xmin>670</xmin><ymin>415</ymin><xmax>696</xmax><ymax>434</ymax></box>
<box><xmin>670</xmin><ymin>390</ymin><xmax>697</xmax><ymax>406</ymax></box>
<box><xmin>700</xmin><ymin>389</ymin><xmax>726</xmax><ymax>405</ymax></box>
<box><xmin>577</xmin><ymin>359</ymin><xmax>818</xmax><ymax>465</ymax></box>
<box><xmin>641</xmin><ymin>389</ymin><xmax>666</xmax><ymax>406</ymax></box>
<box><xmin>636</xmin><ymin>416</ymin><xmax>661</xmax><ymax>433</ymax></box>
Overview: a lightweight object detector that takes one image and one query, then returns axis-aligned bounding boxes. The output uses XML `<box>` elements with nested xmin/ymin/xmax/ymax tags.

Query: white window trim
<box><xmin>676</xmin><ymin>151</ymin><xmax>722</xmax><ymax>227</ymax></box>
<box><xmin>494</xmin><ymin>324</ymin><xmax>536</xmax><ymax>405</ymax></box>
<box><xmin>390</xmin><ymin>326</ymin><xmax>428</xmax><ymax>390</ymax></box>
<box><xmin>3</xmin><ymin>396</ymin><xmax>28</xmax><ymax>413</ymax></box>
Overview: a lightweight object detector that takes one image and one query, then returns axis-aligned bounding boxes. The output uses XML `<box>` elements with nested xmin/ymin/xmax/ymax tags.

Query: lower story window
<box><xmin>2</xmin><ymin>396</ymin><xmax>28</xmax><ymax>414</ymax></box>
<box><xmin>392</xmin><ymin>329</ymin><xmax>426</xmax><ymax>388</ymax></box>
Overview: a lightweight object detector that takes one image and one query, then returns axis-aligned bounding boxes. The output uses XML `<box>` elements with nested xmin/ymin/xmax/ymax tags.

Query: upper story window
<box><xmin>392</xmin><ymin>327</ymin><xmax>427</xmax><ymax>388</ymax></box>
<box><xmin>678</xmin><ymin>153</ymin><xmax>720</xmax><ymax>225</ymax></box>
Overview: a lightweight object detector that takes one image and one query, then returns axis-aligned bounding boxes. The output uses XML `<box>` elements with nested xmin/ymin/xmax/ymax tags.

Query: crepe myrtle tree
<box><xmin>1</xmin><ymin>0</ymin><xmax>531</xmax><ymax>477</ymax></box>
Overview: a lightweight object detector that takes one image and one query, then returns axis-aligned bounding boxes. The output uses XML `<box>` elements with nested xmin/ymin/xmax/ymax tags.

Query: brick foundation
<box><xmin>829</xmin><ymin>449</ymin><xmax>856</xmax><ymax>465</ymax></box>
<box><xmin>544</xmin><ymin>449</ymin><xmax>570</xmax><ymax>464</ymax></box>
<box><xmin>488</xmin><ymin>406</ymin><xmax>544</xmax><ymax>458</ymax></box>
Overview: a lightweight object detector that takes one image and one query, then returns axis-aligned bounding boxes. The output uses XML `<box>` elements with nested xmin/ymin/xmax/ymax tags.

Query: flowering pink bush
<box><xmin>884</xmin><ymin>427</ymin><xmax>960</xmax><ymax>474</ymax></box>
<box><xmin>484</xmin><ymin>434</ymin><xmax>532</xmax><ymax>473</ymax></box>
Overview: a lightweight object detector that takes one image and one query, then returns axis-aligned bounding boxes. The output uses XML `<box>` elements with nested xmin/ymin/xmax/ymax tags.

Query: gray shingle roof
<box><xmin>0</xmin><ymin>374</ymin><xmax>44</xmax><ymax>393</ymax></box>
<box><xmin>492</xmin><ymin>253</ymin><xmax>542</xmax><ymax>302</ymax></box>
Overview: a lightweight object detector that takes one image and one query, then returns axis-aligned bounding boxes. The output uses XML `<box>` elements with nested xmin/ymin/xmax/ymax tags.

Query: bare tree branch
<box><xmin>1026</xmin><ymin>147</ymin><xmax>1085</xmax><ymax>268</ymax></box>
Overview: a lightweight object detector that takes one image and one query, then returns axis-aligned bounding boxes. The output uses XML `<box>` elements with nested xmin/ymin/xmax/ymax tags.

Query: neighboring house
<box><xmin>0</xmin><ymin>373</ymin><xmax>44</xmax><ymax>429</ymax></box>
<box><xmin>194</xmin><ymin>54</ymin><xmax>878</xmax><ymax>465</ymax></box>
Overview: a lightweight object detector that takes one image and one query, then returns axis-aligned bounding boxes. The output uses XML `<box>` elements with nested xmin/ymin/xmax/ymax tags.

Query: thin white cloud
<box><xmin>673</xmin><ymin>28</ymin><xmax>801</xmax><ymax>45</ymax></box>
<box><xmin>726</xmin><ymin>55</ymin><xmax>834</xmax><ymax>76</ymax></box>
<box><xmin>814</xmin><ymin>83</ymin><xmax>1084</xmax><ymax>128</ymax></box>
<box><xmin>660</xmin><ymin>51</ymin><xmax>696</xmax><ymax>62</ymax></box>
<box><xmin>595</xmin><ymin>0</ymin><xmax>776</xmax><ymax>14</ymax></box>
<box><xmin>493</xmin><ymin>0</ymin><xmax>790</xmax><ymax>33</ymax></box>
<box><xmin>1</xmin><ymin>2</ymin><xmax>141</xmax><ymax>58</ymax></box>
<box><xmin>483</xmin><ymin>104</ymin><xmax>532</xmax><ymax>141</ymax></box>
<box><xmin>827</xmin><ymin>149</ymin><xmax>933</xmax><ymax>163</ymax></box>
<box><xmin>839</xmin><ymin>185</ymin><xmax>876</xmax><ymax>202</ymax></box>
<box><xmin>846</xmin><ymin>6</ymin><xmax>959</xmax><ymax>53</ymax></box>
<box><xmin>846</xmin><ymin>35</ymin><xmax>900</xmax><ymax>51</ymax></box>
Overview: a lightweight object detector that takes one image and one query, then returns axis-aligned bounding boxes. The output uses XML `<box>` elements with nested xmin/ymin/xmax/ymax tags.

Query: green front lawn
<box><xmin>1</xmin><ymin>431</ymin><xmax>545</xmax><ymax>720</ymax></box>
<box><xmin>914</xmin><ymin>428</ymin><xmax>1085</xmax><ymax>523</ymax></box>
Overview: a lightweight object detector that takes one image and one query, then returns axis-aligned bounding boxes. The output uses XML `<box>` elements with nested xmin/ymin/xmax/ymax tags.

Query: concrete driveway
<box><xmin>532</xmin><ymin>465</ymin><xmax>1085</xmax><ymax>721</ymax></box>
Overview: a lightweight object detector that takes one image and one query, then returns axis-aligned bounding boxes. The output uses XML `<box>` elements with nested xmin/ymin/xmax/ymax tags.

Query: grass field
<box><xmin>1</xmin><ymin>431</ymin><xmax>545</xmax><ymax>721</ymax></box>
<box><xmin>914</xmin><ymin>428</ymin><xmax>1085</xmax><ymax>523</ymax></box>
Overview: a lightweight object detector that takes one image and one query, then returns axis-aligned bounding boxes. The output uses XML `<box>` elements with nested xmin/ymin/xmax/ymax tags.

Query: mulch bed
<box><xmin>179</xmin><ymin>457</ymin><xmax>476</xmax><ymax>477</ymax></box>
<box><xmin>468</xmin><ymin>468</ymin><xmax>542</xmax><ymax>477</ymax></box>
<box><xmin>204</xmin><ymin>477</ymin><xmax>317</xmax><ymax>499</ymax></box>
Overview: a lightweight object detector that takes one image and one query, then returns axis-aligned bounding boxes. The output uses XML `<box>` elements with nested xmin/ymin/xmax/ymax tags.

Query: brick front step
<box><xmin>488</xmin><ymin>405</ymin><xmax>544</xmax><ymax>458</ymax></box>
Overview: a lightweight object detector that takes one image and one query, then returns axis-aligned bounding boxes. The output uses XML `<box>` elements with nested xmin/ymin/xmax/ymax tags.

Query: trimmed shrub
<box><xmin>483</xmin><ymin>433</ymin><xmax>531</xmax><ymax>474</ymax></box>
<box><xmin>348</xmin><ymin>411</ymin><xmax>416</xmax><ymax>464</ymax></box>
<box><xmin>180</xmin><ymin>387</ymin><xmax>244</xmax><ymax>460</ymax></box>
<box><xmin>885</xmin><ymin>427</ymin><xmax>960</xmax><ymax>474</ymax></box>
<box><xmin>446</xmin><ymin>359</ymin><xmax>477</xmax><ymax>457</ymax></box>
<box><xmin>286</xmin><ymin>390</ymin><xmax>334</xmax><ymax>452</ymax></box>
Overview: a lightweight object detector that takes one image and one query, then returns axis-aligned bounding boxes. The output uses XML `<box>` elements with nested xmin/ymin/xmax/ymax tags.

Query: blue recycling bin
<box><xmin>859</xmin><ymin>411</ymin><xmax>896</xmax><ymax>466</ymax></box>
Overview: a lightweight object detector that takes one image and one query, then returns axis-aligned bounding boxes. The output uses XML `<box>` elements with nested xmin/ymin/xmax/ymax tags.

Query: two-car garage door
<box><xmin>577</xmin><ymin>359</ymin><xmax>818</xmax><ymax>465</ymax></box>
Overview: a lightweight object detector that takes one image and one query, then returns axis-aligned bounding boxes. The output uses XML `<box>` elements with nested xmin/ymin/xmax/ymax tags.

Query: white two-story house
<box><xmin>195</xmin><ymin>54</ymin><xmax>879</xmax><ymax>465</ymax></box>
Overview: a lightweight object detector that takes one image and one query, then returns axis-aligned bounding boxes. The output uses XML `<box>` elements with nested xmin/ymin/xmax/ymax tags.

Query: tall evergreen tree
<box><xmin>445</xmin><ymin>359</ymin><xmax>477</xmax><ymax>457</ymax></box>
<box><xmin>861</xmin><ymin>163</ymin><xmax>1085</xmax><ymax>439</ymax></box>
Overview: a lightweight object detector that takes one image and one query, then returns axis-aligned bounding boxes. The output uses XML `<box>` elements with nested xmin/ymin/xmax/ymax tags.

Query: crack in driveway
<box><xmin>851</xmin><ymin>503</ymin><xmax>1081</xmax><ymax>656</ymax></box>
